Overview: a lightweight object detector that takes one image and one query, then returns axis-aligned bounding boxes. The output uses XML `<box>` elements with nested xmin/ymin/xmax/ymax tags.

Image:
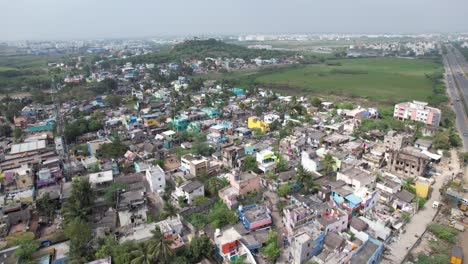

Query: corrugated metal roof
<box><xmin>10</xmin><ymin>140</ymin><xmax>46</xmax><ymax>154</ymax></box>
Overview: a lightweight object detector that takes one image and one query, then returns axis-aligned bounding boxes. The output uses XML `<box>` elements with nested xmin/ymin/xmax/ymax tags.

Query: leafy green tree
<box><xmin>278</xmin><ymin>184</ymin><xmax>291</xmax><ymax>197</ymax></box>
<box><xmin>460</xmin><ymin>152</ymin><xmax>468</xmax><ymax>165</ymax></box>
<box><xmin>105</xmin><ymin>94</ymin><xmax>122</xmax><ymax>108</ymax></box>
<box><xmin>61</xmin><ymin>178</ymin><xmax>95</xmax><ymax>223</ymax></box>
<box><xmin>276</xmin><ymin>156</ymin><xmax>289</xmax><ymax>172</ymax></box>
<box><xmin>98</xmin><ymin>137</ymin><xmax>127</xmax><ymax>159</ymax></box>
<box><xmin>188</xmin><ymin>213</ymin><xmax>208</xmax><ymax>229</ymax></box>
<box><xmin>261</xmin><ymin>230</ymin><xmax>281</xmax><ymax>262</ymax></box>
<box><xmin>208</xmin><ymin>200</ymin><xmax>238</xmax><ymax>228</ymax></box>
<box><xmin>321</xmin><ymin>154</ymin><xmax>336</xmax><ymax>175</ymax></box>
<box><xmin>193</xmin><ymin>195</ymin><xmax>209</xmax><ymax>206</ymax></box>
<box><xmin>36</xmin><ymin>193</ymin><xmax>59</xmax><ymax>218</ymax></box>
<box><xmin>65</xmin><ymin>218</ymin><xmax>94</xmax><ymax>263</ymax></box>
<box><xmin>0</xmin><ymin>124</ymin><xmax>12</xmax><ymax>137</ymax></box>
<box><xmin>205</xmin><ymin>177</ymin><xmax>229</xmax><ymax>197</ymax></box>
<box><xmin>104</xmin><ymin>182</ymin><xmax>127</xmax><ymax>208</ymax></box>
<box><xmin>188</xmin><ymin>235</ymin><xmax>214</xmax><ymax>262</ymax></box>
<box><xmin>242</xmin><ymin>155</ymin><xmax>257</xmax><ymax>172</ymax></box>
<box><xmin>96</xmin><ymin>236</ymin><xmax>139</xmax><ymax>264</ymax></box>
<box><xmin>13</xmin><ymin>237</ymin><xmax>39</xmax><ymax>264</ymax></box>
<box><xmin>13</xmin><ymin>127</ymin><xmax>23</xmax><ymax>142</ymax></box>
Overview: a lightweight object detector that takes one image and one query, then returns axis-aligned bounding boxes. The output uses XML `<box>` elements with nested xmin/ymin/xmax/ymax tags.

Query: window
<box><xmin>307</xmin><ymin>243</ymin><xmax>310</xmax><ymax>247</ymax></box>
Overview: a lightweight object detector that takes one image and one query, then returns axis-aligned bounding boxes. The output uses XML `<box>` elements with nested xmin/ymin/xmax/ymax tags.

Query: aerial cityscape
<box><xmin>0</xmin><ymin>1</ymin><xmax>467</xmax><ymax>264</ymax></box>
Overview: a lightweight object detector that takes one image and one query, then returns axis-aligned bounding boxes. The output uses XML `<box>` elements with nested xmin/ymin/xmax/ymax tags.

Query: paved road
<box><xmin>382</xmin><ymin>150</ymin><xmax>457</xmax><ymax>264</ymax></box>
<box><xmin>443</xmin><ymin>45</ymin><xmax>468</xmax><ymax>151</ymax></box>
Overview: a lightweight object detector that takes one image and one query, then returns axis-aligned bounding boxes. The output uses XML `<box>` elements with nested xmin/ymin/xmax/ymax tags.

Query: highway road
<box><xmin>443</xmin><ymin>45</ymin><xmax>468</xmax><ymax>151</ymax></box>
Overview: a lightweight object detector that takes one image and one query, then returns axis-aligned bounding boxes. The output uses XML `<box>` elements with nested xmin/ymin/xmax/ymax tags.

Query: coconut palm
<box><xmin>147</xmin><ymin>226</ymin><xmax>174</xmax><ymax>263</ymax></box>
<box><xmin>322</xmin><ymin>153</ymin><xmax>336</xmax><ymax>175</ymax></box>
<box><xmin>295</xmin><ymin>165</ymin><xmax>320</xmax><ymax>193</ymax></box>
<box><xmin>402</xmin><ymin>177</ymin><xmax>415</xmax><ymax>191</ymax></box>
<box><xmin>129</xmin><ymin>243</ymin><xmax>154</xmax><ymax>264</ymax></box>
<box><xmin>161</xmin><ymin>201</ymin><xmax>178</xmax><ymax>219</ymax></box>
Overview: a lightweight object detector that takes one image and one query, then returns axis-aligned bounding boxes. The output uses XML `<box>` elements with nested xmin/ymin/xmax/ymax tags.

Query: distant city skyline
<box><xmin>1</xmin><ymin>0</ymin><xmax>468</xmax><ymax>41</ymax></box>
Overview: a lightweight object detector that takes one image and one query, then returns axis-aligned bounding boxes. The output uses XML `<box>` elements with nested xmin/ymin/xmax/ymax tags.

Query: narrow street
<box><xmin>264</xmin><ymin>190</ymin><xmax>292</xmax><ymax>263</ymax></box>
<box><xmin>382</xmin><ymin>149</ymin><xmax>460</xmax><ymax>264</ymax></box>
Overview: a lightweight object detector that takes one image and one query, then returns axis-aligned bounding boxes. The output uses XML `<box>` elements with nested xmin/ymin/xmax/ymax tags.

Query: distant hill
<box><xmin>170</xmin><ymin>38</ymin><xmax>291</xmax><ymax>60</ymax></box>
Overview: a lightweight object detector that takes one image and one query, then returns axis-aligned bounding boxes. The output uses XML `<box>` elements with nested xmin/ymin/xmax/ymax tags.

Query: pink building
<box><xmin>218</xmin><ymin>170</ymin><xmax>261</xmax><ymax>209</ymax></box>
<box><xmin>229</xmin><ymin>170</ymin><xmax>260</xmax><ymax>195</ymax></box>
<box><xmin>393</xmin><ymin>101</ymin><xmax>441</xmax><ymax>127</ymax></box>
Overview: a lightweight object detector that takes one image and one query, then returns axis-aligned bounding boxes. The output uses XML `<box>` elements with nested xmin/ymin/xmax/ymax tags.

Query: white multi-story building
<box><xmin>145</xmin><ymin>165</ymin><xmax>165</xmax><ymax>193</ymax></box>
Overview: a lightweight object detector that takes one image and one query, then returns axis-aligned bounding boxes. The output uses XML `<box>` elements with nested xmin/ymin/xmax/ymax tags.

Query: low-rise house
<box><xmin>331</xmin><ymin>186</ymin><xmax>362</xmax><ymax>218</ymax></box>
<box><xmin>238</xmin><ymin>204</ymin><xmax>272</xmax><ymax>231</ymax></box>
<box><xmin>88</xmin><ymin>170</ymin><xmax>114</xmax><ymax>191</ymax></box>
<box><xmin>117</xmin><ymin>189</ymin><xmax>147</xmax><ymax>227</ymax></box>
<box><xmin>173</xmin><ymin>180</ymin><xmax>204</xmax><ymax>204</ymax></box>
<box><xmin>322</xmin><ymin>133</ymin><xmax>349</xmax><ymax>147</ymax></box>
<box><xmin>214</xmin><ymin>227</ymin><xmax>256</xmax><ymax>264</ymax></box>
<box><xmin>181</xmin><ymin>154</ymin><xmax>220</xmax><ymax>177</ymax></box>
<box><xmin>337</xmin><ymin>166</ymin><xmax>376</xmax><ymax>190</ymax></box>
<box><xmin>292</xmin><ymin>221</ymin><xmax>326</xmax><ymax>264</ymax></box>
<box><xmin>392</xmin><ymin>190</ymin><xmax>415</xmax><ymax>211</ymax></box>
<box><xmin>87</xmin><ymin>138</ymin><xmax>111</xmax><ymax>157</ymax></box>
<box><xmin>228</xmin><ymin>170</ymin><xmax>261</xmax><ymax>196</ymax></box>
<box><xmin>301</xmin><ymin>149</ymin><xmax>322</xmax><ymax>173</ymax></box>
<box><xmin>414</xmin><ymin>138</ymin><xmax>432</xmax><ymax>151</ymax></box>
<box><xmin>256</xmin><ymin>149</ymin><xmax>278</xmax><ymax>173</ymax></box>
<box><xmin>247</xmin><ymin>116</ymin><xmax>269</xmax><ymax>133</ymax></box>
<box><xmin>376</xmin><ymin>178</ymin><xmax>402</xmax><ymax>196</ymax></box>
<box><xmin>383</xmin><ymin>130</ymin><xmax>412</xmax><ymax>150</ymax></box>
<box><xmin>414</xmin><ymin>176</ymin><xmax>431</xmax><ymax>199</ymax></box>
<box><xmin>350</xmin><ymin>237</ymin><xmax>384</xmax><ymax>264</ymax></box>
<box><xmin>145</xmin><ymin>165</ymin><xmax>165</xmax><ymax>193</ymax></box>
<box><xmin>155</xmin><ymin>216</ymin><xmax>185</xmax><ymax>249</ymax></box>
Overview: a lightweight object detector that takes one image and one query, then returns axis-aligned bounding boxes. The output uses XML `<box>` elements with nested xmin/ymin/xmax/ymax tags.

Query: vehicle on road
<box><xmin>463</xmin><ymin>132</ymin><xmax>468</xmax><ymax>137</ymax></box>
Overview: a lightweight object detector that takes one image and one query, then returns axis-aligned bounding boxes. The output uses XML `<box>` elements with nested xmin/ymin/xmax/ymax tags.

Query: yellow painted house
<box><xmin>248</xmin><ymin>116</ymin><xmax>269</xmax><ymax>133</ymax></box>
<box><xmin>414</xmin><ymin>177</ymin><xmax>431</xmax><ymax>199</ymax></box>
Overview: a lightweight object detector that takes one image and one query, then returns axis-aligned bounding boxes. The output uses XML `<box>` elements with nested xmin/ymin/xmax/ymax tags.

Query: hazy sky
<box><xmin>1</xmin><ymin>0</ymin><xmax>467</xmax><ymax>40</ymax></box>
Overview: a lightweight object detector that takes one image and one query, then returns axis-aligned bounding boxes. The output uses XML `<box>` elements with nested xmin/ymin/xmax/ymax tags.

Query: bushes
<box><xmin>427</xmin><ymin>223</ymin><xmax>458</xmax><ymax>243</ymax></box>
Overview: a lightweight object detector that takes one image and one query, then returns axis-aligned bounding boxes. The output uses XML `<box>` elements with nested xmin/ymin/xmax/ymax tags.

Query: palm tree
<box><xmin>147</xmin><ymin>226</ymin><xmax>174</xmax><ymax>263</ymax></box>
<box><xmin>322</xmin><ymin>154</ymin><xmax>336</xmax><ymax>175</ymax></box>
<box><xmin>295</xmin><ymin>165</ymin><xmax>320</xmax><ymax>194</ymax></box>
<box><xmin>162</xmin><ymin>201</ymin><xmax>178</xmax><ymax>219</ymax></box>
<box><xmin>130</xmin><ymin>243</ymin><xmax>154</xmax><ymax>264</ymax></box>
<box><xmin>402</xmin><ymin>177</ymin><xmax>415</xmax><ymax>191</ymax></box>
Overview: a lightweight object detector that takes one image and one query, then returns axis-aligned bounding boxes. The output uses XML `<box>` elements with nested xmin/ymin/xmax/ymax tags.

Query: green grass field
<box><xmin>254</xmin><ymin>58</ymin><xmax>442</xmax><ymax>102</ymax></box>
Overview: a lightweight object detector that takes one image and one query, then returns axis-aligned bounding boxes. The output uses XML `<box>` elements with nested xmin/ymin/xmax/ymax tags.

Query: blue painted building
<box><xmin>202</xmin><ymin>107</ymin><xmax>221</xmax><ymax>119</ymax></box>
<box><xmin>238</xmin><ymin>204</ymin><xmax>272</xmax><ymax>231</ymax></box>
<box><xmin>350</xmin><ymin>238</ymin><xmax>383</xmax><ymax>264</ymax></box>
<box><xmin>232</xmin><ymin>87</ymin><xmax>245</xmax><ymax>96</ymax></box>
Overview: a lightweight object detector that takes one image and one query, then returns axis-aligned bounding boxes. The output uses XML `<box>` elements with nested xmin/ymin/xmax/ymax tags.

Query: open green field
<box><xmin>254</xmin><ymin>58</ymin><xmax>442</xmax><ymax>102</ymax></box>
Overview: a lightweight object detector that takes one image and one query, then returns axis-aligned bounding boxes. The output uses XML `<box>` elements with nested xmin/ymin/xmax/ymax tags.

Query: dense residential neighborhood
<box><xmin>0</xmin><ymin>34</ymin><xmax>467</xmax><ymax>264</ymax></box>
